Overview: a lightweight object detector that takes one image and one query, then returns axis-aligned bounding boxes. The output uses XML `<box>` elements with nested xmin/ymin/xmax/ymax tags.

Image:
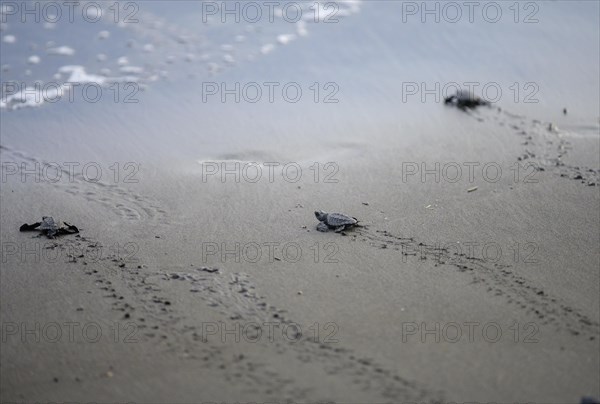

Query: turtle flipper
<box><xmin>20</xmin><ymin>222</ymin><xmax>41</xmax><ymax>231</ymax></box>
<box><xmin>334</xmin><ymin>225</ymin><xmax>346</xmax><ymax>233</ymax></box>
<box><xmin>317</xmin><ymin>222</ymin><xmax>329</xmax><ymax>232</ymax></box>
<box><xmin>59</xmin><ymin>222</ymin><xmax>79</xmax><ymax>235</ymax></box>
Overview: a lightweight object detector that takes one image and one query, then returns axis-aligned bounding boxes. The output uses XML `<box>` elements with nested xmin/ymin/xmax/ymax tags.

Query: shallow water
<box><xmin>1</xmin><ymin>1</ymin><xmax>598</xmax><ymax>219</ymax></box>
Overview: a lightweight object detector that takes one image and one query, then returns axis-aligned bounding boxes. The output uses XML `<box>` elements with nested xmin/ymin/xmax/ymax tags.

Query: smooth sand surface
<box><xmin>1</xmin><ymin>1</ymin><xmax>599</xmax><ymax>403</ymax></box>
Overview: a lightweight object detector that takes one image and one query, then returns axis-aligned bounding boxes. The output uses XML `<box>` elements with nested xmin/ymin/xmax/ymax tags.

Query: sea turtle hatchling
<box><xmin>444</xmin><ymin>90</ymin><xmax>490</xmax><ymax>110</ymax></box>
<box><xmin>20</xmin><ymin>216</ymin><xmax>79</xmax><ymax>238</ymax></box>
<box><xmin>315</xmin><ymin>210</ymin><xmax>359</xmax><ymax>233</ymax></box>
<box><xmin>39</xmin><ymin>216</ymin><xmax>60</xmax><ymax>238</ymax></box>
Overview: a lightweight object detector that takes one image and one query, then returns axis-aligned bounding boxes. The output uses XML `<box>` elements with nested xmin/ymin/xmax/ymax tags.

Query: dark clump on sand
<box><xmin>444</xmin><ymin>90</ymin><xmax>490</xmax><ymax>110</ymax></box>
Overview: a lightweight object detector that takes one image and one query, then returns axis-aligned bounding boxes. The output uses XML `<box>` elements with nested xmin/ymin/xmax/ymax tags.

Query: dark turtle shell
<box><xmin>444</xmin><ymin>90</ymin><xmax>489</xmax><ymax>109</ymax></box>
<box><xmin>39</xmin><ymin>216</ymin><xmax>58</xmax><ymax>231</ymax></box>
<box><xmin>326</xmin><ymin>213</ymin><xmax>358</xmax><ymax>227</ymax></box>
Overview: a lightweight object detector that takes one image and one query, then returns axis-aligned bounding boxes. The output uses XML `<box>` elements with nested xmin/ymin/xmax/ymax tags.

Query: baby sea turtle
<box><xmin>444</xmin><ymin>90</ymin><xmax>490</xmax><ymax>110</ymax></box>
<box><xmin>20</xmin><ymin>216</ymin><xmax>79</xmax><ymax>238</ymax></box>
<box><xmin>39</xmin><ymin>216</ymin><xmax>60</xmax><ymax>238</ymax></box>
<box><xmin>315</xmin><ymin>210</ymin><xmax>359</xmax><ymax>233</ymax></box>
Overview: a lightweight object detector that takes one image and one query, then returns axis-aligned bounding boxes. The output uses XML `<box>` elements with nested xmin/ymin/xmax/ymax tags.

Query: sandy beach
<box><xmin>1</xmin><ymin>1</ymin><xmax>599</xmax><ymax>403</ymax></box>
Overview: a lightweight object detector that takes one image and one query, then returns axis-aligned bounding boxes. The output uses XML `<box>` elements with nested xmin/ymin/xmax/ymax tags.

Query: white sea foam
<box><xmin>207</xmin><ymin>62</ymin><xmax>220</xmax><ymax>73</ymax></box>
<box><xmin>296</xmin><ymin>21</ymin><xmax>308</xmax><ymax>37</ymax></box>
<box><xmin>223</xmin><ymin>54</ymin><xmax>235</xmax><ymax>64</ymax></box>
<box><xmin>260</xmin><ymin>44</ymin><xmax>275</xmax><ymax>55</ymax></box>
<box><xmin>1</xmin><ymin>65</ymin><xmax>146</xmax><ymax>110</ymax></box>
<box><xmin>120</xmin><ymin>66</ymin><xmax>143</xmax><ymax>74</ymax></box>
<box><xmin>85</xmin><ymin>6</ymin><xmax>102</xmax><ymax>20</ymax></box>
<box><xmin>47</xmin><ymin>46</ymin><xmax>75</xmax><ymax>56</ymax></box>
<box><xmin>1</xmin><ymin>0</ymin><xmax>364</xmax><ymax>112</ymax></box>
<box><xmin>277</xmin><ymin>34</ymin><xmax>296</xmax><ymax>45</ymax></box>
<box><xmin>0</xmin><ymin>3</ymin><xmax>13</xmax><ymax>14</ymax></box>
<box><xmin>59</xmin><ymin>65</ymin><xmax>106</xmax><ymax>84</ymax></box>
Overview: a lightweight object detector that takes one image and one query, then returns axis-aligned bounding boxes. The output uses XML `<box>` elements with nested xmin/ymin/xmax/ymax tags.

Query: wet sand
<box><xmin>1</xmin><ymin>1</ymin><xmax>599</xmax><ymax>403</ymax></box>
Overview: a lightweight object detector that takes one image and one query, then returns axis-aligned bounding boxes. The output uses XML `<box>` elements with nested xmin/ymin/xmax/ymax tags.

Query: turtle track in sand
<box><xmin>38</xmin><ymin>231</ymin><xmax>444</xmax><ymax>403</ymax></box>
<box><xmin>13</xmin><ymin>220</ymin><xmax>595</xmax><ymax>402</ymax></box>
<box><xmin>0</xmin><ymin>145</ymin><xmax>168</xmax><ymax>223</ymax></box>
<box><xmin>134</xmin><ymin>269</ymin><xmax>445</xmax><ymax>403</ymax></box>
<box><xmin>349</xmin><ymin>226</ymin><xmax>599</xmax><ymax>340</ymax></box>
<box><xmin>13</xmin><ymin>234</ymin><xmax>245</xmax><ymax>392</ymax></box>
<box><xmin>465</xmin><ymin>106</ymin><xmax>599</xmax><ymax>186</ymax></box>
